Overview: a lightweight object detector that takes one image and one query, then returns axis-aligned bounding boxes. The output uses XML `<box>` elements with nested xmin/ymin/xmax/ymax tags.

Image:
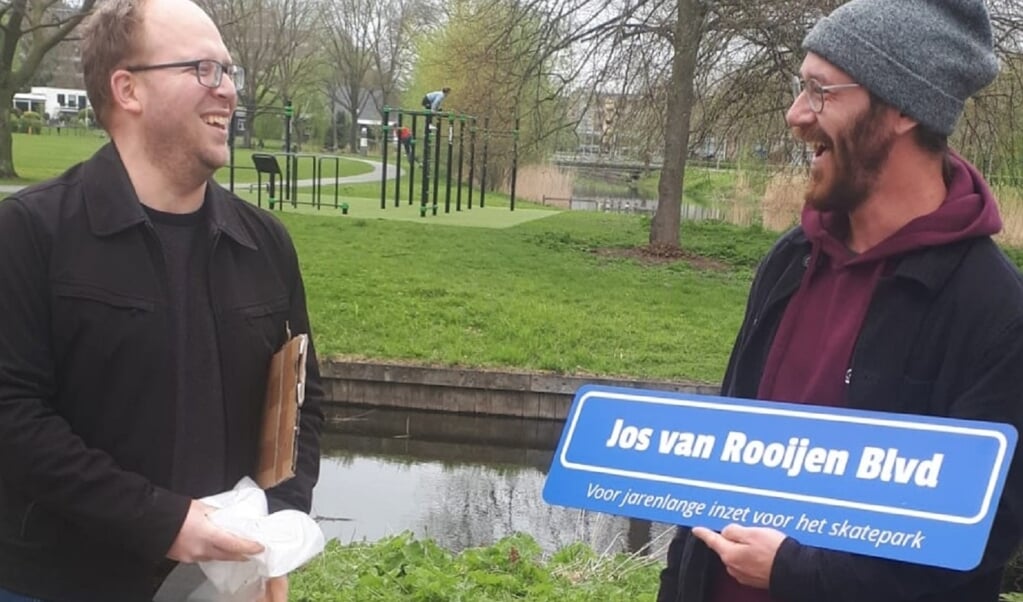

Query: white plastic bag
<box><xmin>155</xmin><ymin>477</ymin><xmax>326</xmax><ymax>601</ymax></box>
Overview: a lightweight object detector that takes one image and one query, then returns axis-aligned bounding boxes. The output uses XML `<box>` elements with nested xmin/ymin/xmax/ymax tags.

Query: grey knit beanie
<box><xmin>803</xmin><ymin>0</ymin><xmax>1000</xmax><ymax>136</ymax></box>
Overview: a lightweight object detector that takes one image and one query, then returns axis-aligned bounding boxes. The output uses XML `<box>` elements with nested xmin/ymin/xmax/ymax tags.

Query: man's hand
<box><xmin>691</xmin><ymin>524</ymin><xmax>787</xmax><ymax>590</ymax></box>
<box><xmin>257</xmin><ymin>576</ymin><xmax>288</xmax><ymax>602</ymax></box>
<box><xmin>166</xmin><ymin>500</ymin><xmax>264</xmax><ymax>563</ymax></box>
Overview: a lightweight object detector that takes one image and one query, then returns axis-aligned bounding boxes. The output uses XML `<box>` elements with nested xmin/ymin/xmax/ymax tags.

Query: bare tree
<box><xmin>692</xmin><ymin>0</ymin><xmax>1023</xmax><ymax>179</ymax></box>
<box><xmin>0</xmin><ymin>0</ymin><xmax>96</xmax><ymax>178</ymax></box>
<box><xmin>322</xmin><ymin>0</ymin><xmax>379</xmax><ymax>152</ymax></box>
<box><xmin>318</xmin><ymin>0</ymin><xmax>434</xmax><ymax>151</ymax></box>
<box><xmin>601</xmin><ymin>0</ymin><xmax>852</xmax><ymax>249</ymax></box>
<box><xmin>958</xmin><ymin>0</ymin><xmax>1023</xmax><ymax>180</ymax></box>
<box><xmin>369</xmin><ymin>0</ymin><xmax>435</xmax><ymax>112</ymax></box>
<box><xmin>270</xmin><ymin>0</ymin><xmax>324</xmax><ymax>114</ymax></box>
<box><xmin>686</xmin><ymin>1</ymin><xmax>832</xmax><ymax>165</ymax></box>
<box><xmin>645</xmin><ymin>0</ymin><xmax>707</xmax><ymax>249</ymax></box>
<box><xmin>199</xmin><ymin>0</ymin><xmax>324</xmax><ymax>148</ymax></box>
<box><xmin>412</xmin><ymin>0</ymin><xmax>636</xmax><ymax>189</ymax></box>
<box><xmin>611</xmin><ymin>0</ymin><xmax>709</xmax><ymax>250</ymax></box>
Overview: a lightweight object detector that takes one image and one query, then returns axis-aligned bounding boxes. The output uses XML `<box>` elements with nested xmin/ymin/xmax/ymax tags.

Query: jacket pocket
<box><xmin>53</xmin><ymin>281</ymin><xmax>155</xmax><ymax>312</ymax></box>
<box><xmin>0</xmin><ymin>481</ymin><xmax>62</xmax><ymax>551</ymax></box>
<box><xmin>51</xmin><ymin>281</ymin><xmax>159</xmax><ymax>375</ymax></box>
<box><xmin>233</xmin><ymin>295</ymin><xmax>290</xmax><ymax>354</ymax></box>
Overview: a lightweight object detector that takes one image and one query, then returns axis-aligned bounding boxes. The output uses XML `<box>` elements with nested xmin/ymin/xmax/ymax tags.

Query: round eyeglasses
<box><xmin>791</xmin><ymin>75</ymin><xmax>859</xmax><ymax>113</ymax></box>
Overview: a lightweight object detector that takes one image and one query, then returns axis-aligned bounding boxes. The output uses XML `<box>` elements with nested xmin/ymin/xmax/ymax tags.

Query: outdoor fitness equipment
<box><xmin>379</xmin><ymin>107</ymin><xmax>520</xmax><ymax>216</ymax></box>
<box><xmin>228</xmin><ymin>99</ymin><xmax>346</xmax><ymax>211</ymax></box>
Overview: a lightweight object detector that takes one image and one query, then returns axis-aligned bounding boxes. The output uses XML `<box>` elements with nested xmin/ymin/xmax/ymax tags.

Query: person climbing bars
<box><xmin>421</xmin><ymin>88</ymin><xmax>451</xmax><ymax>112</ymax></box>
<box><xmin>397</xmin><ymin>125</ymin><xmax>414</xmax><ymax>162</ymax></box>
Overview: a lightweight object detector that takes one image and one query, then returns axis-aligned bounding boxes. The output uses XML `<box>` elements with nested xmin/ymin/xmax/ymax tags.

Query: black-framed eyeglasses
<box><xmin>125</xmin><ymin>59</ymin><xmax>245</xmax><ymax>92</ymax></box>
<box><xmin>791</xmin><ymin>75</ymin><xmax>859</xmax><ymax>113</ymax></box>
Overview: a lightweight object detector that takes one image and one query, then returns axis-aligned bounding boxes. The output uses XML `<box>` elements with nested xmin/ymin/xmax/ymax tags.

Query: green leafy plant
<box><xmin>291</xmin><ymin>533</ymin><xmax>660</xmax><ymax>601</ymax></box>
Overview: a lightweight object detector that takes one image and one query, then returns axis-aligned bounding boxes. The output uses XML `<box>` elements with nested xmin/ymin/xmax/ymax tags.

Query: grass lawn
<box><xmin>1</xmin><ymin>132</ymin><xmax>372</xmax><ymax>185</ymax></box>
<box><xmin>243</xmin><ymin>191</ymin><xmax>555</xmax><ymax>229</ymax></box>
<box><xmin>7</xmin><ymin>131</ymin><xmax>108</xmax><ymax>182</ymax></box>
<box><xmin>215</xmin><ymin>147</ymin><xmax>373</xmax><ymax>183</ymax></box>
<box><xmin>281</xmin><ymin>210</ymin><xmax>777</xmax><ymax>383</ymax></box>
<box><xmin>323</xmin><ymin>175</ymin><xmax>478</xmax><ymax>205</ymax></box>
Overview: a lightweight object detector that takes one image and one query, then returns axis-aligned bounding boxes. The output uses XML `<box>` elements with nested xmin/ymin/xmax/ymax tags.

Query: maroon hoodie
<box><xmin>710</xmin><ymin>153</ymin><xmax>1002</xmax><ymax>602</ymax></box>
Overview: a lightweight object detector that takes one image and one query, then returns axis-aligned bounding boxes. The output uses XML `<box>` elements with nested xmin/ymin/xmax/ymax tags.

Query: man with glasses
<box><xmin>658</xmin><ymin>0</ymin><xmax>1023</xmax><ymax>601</ymax></box>
<box><xmin>0</xmin><ymin>0</ymin><xmax>323</xmax><ymax>600</ymax></box>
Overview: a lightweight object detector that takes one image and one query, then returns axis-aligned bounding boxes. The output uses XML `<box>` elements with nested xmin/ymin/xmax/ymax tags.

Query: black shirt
<box><xmin>144</xmin><ymin>203</ymin><xmax>226</xmax><ymax>498</ymax></box>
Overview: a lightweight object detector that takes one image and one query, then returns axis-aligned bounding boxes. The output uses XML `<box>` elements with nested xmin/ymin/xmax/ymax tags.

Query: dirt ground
<box><xmin>591</xmin><ymin>244</ymin><xmax>731</xmax><ymax>271</ymax></box>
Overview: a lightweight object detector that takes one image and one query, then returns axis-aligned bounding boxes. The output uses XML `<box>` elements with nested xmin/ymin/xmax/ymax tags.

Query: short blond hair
<box><xmin>80</xmin><ymin>0</ymin><xmax>148</xmax><ymax>128</ymax></box>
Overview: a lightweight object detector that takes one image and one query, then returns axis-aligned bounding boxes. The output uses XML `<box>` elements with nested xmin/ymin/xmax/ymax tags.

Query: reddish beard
<box><xmin>796</xmin><ymin>101</ymin><xmax>896</xmax><ymax>214</ymax></box>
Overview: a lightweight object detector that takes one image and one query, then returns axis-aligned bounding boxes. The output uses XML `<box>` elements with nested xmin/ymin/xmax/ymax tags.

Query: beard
<box><xmin>143</xmin><ymin>113</ymin><xmax>227</xmax><ymax>187</ymax></box>
<box><xmin>797</xmin><ymin>101</ymin><xmax>896</xmax><ymax>213</ymax></box>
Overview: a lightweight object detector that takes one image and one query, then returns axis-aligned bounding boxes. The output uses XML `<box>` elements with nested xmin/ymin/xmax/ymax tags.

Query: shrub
<box><xmin>20</xmin><ymin>111</ymin><xmax>44</xmax><ymax>134</ymax></box>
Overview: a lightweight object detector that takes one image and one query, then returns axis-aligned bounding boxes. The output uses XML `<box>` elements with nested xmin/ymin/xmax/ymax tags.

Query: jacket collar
<box><xmin>82</xmin><ymin>143</ymin><xmax>257</xmax><ymax>250</ymax></box>
<box><xmin>790</xmin><ymin>223</ymin><xmax>981</xmax><ymax>295</ymax></box>
<box><xmin>891</xmin><ymin>238</ymin><xmax>977</xmax><ymax>293</ymax></box>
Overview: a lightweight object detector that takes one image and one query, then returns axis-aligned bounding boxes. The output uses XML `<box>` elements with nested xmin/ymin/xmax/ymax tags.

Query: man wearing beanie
<box><xmin>657</xmin><ymin>1</ymin><xmax>1023</xmax><ymax>601</ymax></box>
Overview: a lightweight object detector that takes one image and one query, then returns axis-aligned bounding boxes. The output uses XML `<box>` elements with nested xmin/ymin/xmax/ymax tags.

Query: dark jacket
<box><xmin>659</xmin><ymin>227</ymin><xmax>1023</xmax><ymax>602</ymax></box>
<box><xmin>0</xmin><ymin>144</ymin><xmax>325</xmax><ymax>601</ymax></box>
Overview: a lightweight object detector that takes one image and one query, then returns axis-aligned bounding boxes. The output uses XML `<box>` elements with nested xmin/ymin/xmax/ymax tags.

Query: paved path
<box><xmin>337</xmin><ymin>157</ymin><xmax>402</xmax><ymax>184</ymax></box>
<box><xmin>0</xmin><ymin>156</ymin><xmax>400</xmax><ymax>195</ymax></box>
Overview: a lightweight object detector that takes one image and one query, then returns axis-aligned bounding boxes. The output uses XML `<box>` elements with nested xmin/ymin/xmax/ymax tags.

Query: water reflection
<box><xmin>573</xmin><ymin>182</ymin><xmax>657</xmax><ymax>201</ymax></box>
<box><xmin>311</xmin><ymin>407</ymin><xmax>675</xmax><ymax>558</ymax></box>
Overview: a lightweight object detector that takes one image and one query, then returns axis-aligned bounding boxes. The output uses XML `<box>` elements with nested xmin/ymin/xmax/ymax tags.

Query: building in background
<box><xmin>13</xmin><ymin>87</ymin><xmax>90</xmax><ymax>123</ymax></box>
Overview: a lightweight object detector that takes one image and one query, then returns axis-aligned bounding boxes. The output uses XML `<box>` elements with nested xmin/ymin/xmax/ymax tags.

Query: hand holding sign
<box><xmin>692</xmin><ymin>524</ymin><xmax>787</xmax><ymax>589</ymax></box>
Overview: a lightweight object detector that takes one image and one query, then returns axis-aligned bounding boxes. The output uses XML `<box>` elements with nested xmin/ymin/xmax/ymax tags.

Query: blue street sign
<box><xmin>541</xmin><ymin>385</ymin><xmax>1017</xmax><ymax>570</ymax></box>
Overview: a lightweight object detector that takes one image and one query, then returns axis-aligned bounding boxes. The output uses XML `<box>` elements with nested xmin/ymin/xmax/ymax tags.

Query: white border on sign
<box><xmin>558</xmin><ymin>390</ymin><xmax>1010</xmax><ymax>525</ymax></box>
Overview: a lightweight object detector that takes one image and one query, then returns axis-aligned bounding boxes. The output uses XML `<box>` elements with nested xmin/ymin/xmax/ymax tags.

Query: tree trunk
<box><xmin>348</xmin><ymin>106</ymin><xmax>360</xmax><ymax>153</ymax></box>
<box><xmin>0</xmin><ymin>89</ymin><xmax>18</xmax><ymax>179</ymax></box>
<box><xmin>242</xmin><ymin>99</ymin><xmax>256</xmax><ymax>149</ymax></box>
<box><xmin>331</xmin><ymin>109</ymin><xmax>338</xmax><ymax>151</ymax></box>
<box><xmin>650</xmin><ymin>0</ymin><xmax>707</xmax><ymax>250</ymax></box>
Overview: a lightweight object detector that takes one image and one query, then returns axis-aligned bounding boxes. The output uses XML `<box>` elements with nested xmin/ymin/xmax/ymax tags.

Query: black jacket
<box><xmin>0</xmin><ymin>144</ymin><xmax>324</xmax><ymax>601</ymax></box>
<box><xmin>659</xmin><ymin>227</ymin><xmax>1023</xmax><ymax>602</ymax></box>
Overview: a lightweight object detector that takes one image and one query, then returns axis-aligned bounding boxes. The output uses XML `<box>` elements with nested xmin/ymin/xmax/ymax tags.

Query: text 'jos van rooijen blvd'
<box><xmin>605</xmin><ymin>418</ymin><xmax>944</xmax><ymax>487</ymax></box>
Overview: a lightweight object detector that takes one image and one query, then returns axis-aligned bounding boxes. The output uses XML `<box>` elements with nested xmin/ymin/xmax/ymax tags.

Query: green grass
<box><xmin>1</xmin><ymin>132</ymin><xmax>372</xmax><ymax>185</ymax></box>
<box><xmin>215</xmin><ymin>148</ymin><xmax>374</xmax><ymax>183</ymax></box>
<box><xmin>329</xmin><ymin>160</ymin><xmax>496</xmax><ymax>201</ymax></box>
<box><xmin>305</xmin><ymin>172</ymin><xmax>480</xmax><ymax>206</ymax></box>
<box><xmin>8</xmin><ymin>131</ymin><xmax>108</xmax><ymax>182</ymax></box>
<box><xmin>281</xmin><ymin>210</ymin><xmax>775</xmax><ymax>383</ymax></box>
<box><xmin>291</xmin><ymin>532</ymin><xmax>660</xmax><ymax>601</ymax></box>
<box><xmin>240</xmin><ymin>190</ymin><xmax>554</xmax><ymax>228</ymax></box>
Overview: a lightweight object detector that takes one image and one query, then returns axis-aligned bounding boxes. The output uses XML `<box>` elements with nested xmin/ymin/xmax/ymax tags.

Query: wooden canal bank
<box><xmin>318</xmin><ymin>359</ymin><xmax>719</xmax><ymax>421</ymax></box>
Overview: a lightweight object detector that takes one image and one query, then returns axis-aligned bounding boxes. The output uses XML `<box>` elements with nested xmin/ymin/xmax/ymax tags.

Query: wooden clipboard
<box><xmin>255</xmin><ymin>332</ymin><xmax>308</xmax><ymax>489</ymax></box>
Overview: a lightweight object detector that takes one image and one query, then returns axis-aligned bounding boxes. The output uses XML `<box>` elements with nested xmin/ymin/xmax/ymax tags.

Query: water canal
<box><xmin>311</xmin><ymin>406</ymin><xmax>675</xmax><ymax>558</ymax></box>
